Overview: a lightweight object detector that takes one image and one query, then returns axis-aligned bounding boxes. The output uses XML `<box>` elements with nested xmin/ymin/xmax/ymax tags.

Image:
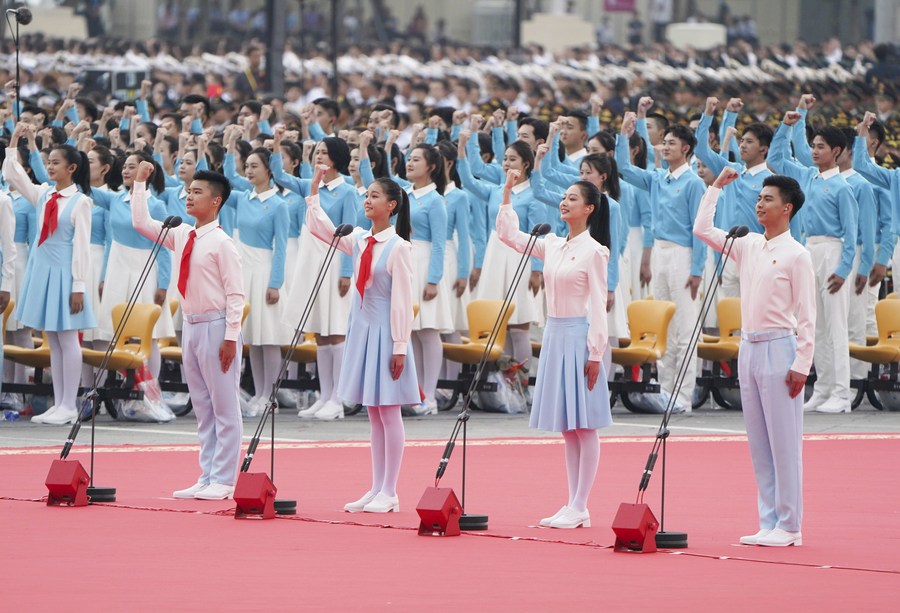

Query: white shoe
<box><xmin>298</xmin><ymin>397</ymin><xmax>327</xmax><ymax>418</ymax></box>
<box><xmin>803</xmin><ymin>391</ymin><xmax>827</xmax><ymax>412</ymax></box>
<box><xmin>363</xmin><ymin>492</ymin><xmax>399</xmax><ymax>513</ymax></box>
<box><xmin>739</xmin><ymin>528</ymin><xmax>773</xmax><ymax>545</ymax></box>
<box><xmin>0</xmin><ymin>392</ymin><xmax>22</xmax><ymax>411</ymax></box>
<box><xmin>402</xmin><ymin>400</ymin><xmax>437</xmax><ymax>417</ymax></box>
<box><xmin>31</xmin><ymin>405</ymin><xmax>61</xmax><ymax>424</ymax></box>
<box><xmin>42</xmin><ymin>407</ymin><xmax>78</xmax><ymax>425</ymax></box>
<box><xmin>757</xmin><ymin>528</ymin><xmax>802</xmax><ymax>547</ymax></box>
<box><xmin>540</xmin><ymin>505</ymin><xmax>570</xmax><ymax>527</ymax></box>
<box><xmin>815</xmin><ymin>398</ymin><xmax>851</xmax><ymax>414</ymax></box>
<box><xmin>194</xmin><ymin>483</ymin><xmax>235</xmax><ymax>500</ymax></box>
<box><xmin>549</xmin><ymin>507</ymin><xmax>591</xmax><ymax>529</ymax></box>
<box><xmin>344</xmin><ymin>491</ymin><xmax>378</xmax><ymax>513</ymax></box>
<box><xmin>173</xmin><ymin>482</ymin><xmax>209</xmax><ymax>499</ymax></box>
<box><xmin>314</xmin><ymin>400</ymin><xmax>344</xmax><ymax>420</ymax></box>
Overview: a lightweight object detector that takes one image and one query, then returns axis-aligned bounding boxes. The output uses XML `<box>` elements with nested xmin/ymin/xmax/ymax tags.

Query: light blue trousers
<box><xmin>738</xmin><ymin>331</ymin><xmax>803</xmax><ymax>533</ymax></box>
<box><xmin>182</xmin><ymin>313</ymin><xmax>243</xmax><ymax>486</ymax></box>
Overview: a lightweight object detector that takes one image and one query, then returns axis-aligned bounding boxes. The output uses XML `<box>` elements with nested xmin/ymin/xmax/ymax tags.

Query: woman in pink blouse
<box><xmin>497</xmin><ymin>170</ymin><xmax>612</xmax><ymax>530</ymax></box>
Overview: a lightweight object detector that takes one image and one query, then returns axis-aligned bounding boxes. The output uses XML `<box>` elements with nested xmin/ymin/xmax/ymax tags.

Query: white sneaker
<box><xmin>173</xmin><ymin>482</ymin><xmax>209</xmax><ymax>499</ymax></box>
<box><xmin>314</xmin><ymin>400</ymin><xmax>345</xmax><ymax>420</ymax></box>
<box><xmin>803</xmin><ymin>391</ymin><xmax>827</xmax><ymax>412</ymax></box>
<box><xmin>363</xmin><ymin>492</ymin><xmax>399</xmax><ymax>513</ymax></box>
<box><xmin>739</xmin><ymin>528</ymin><xmax>773</xmax><ymax>545</ymax></box>
<box><xmin>540</xmin><ymin>505</ymin><xmax>570</xmax><ymax>527</ymax></box>
<box><xmin>815</xmin><ymin>398</ymin><xmax>851</xmax><ymax>414</ymax></box>
<box><xmin>0</xmin><ymin>392</ymin><xmax>22</xmax><ymax>411</ymax></box>
<box><xmin>344</xmin><ymin>491</ymin><xmax>377</xmax><ymax>513</ymax></box>
<box><xmin>298</xmin><ymin>397</ymin><xmax>327</xmax><ymax>418</ymax></box>
<box><xmin>42</xmin><ymin>407</ymin><xmax>78</xmax><ymax>425</ymax></box>
<box><xmin>194</xmin><ymin>483</ymin><xmax>235</xmax><ymax>500</ymax></box>
<box><xmin>757</xmin><ymin>528</ymin><xmax>802</xmax><ymax>547</ymax></box>
<box><xmin>402</xmin><ymin>400</ymin><xmax>437</xmax><ymax>417</ymax></box>
<box><xmin>549</xmin><ymin>507</ymin><xmax>591</xmax><ymax>529</ymax></box>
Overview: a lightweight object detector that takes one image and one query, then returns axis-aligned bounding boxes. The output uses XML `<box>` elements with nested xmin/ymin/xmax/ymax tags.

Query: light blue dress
<box><xmin>18</xmin><ymin>193</ymin><xmax>96</xmax><ymax>331</ymax></box>
<box><xmin>338</xmin><ymin>235</ymin><xmax>421</xmax><ymax>407</ymax></box>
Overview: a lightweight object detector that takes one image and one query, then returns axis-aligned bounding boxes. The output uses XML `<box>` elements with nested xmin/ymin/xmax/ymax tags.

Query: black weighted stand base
<box><xmin>655</xmin><ymin>530</ymin><xmax>688</xmax><ymax>549</ymax></box>
<box><xmin>459</xmin><ymin>513</ymin><xmax>489</xmax><ymax>531</ymax></box>
<box><xmin>87</xmin><ymin>486</ymin><xmax>117</xmax><ymax>503</ymax></box>
<box><xmin>274</xmin><ymin>499</ymin><xmax>297</xmax><ymax>515</ymax></box>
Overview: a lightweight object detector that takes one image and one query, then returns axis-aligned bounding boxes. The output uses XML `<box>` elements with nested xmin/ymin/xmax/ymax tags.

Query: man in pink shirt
<box><xmin>132</xmin><ymin>162</ymin><xmax>245</xmax><ymax>501</ymax></box>
<box><xmin>694</xmin><ymin>167</ymin><xmax>816</xmax><ymax>547</ymax></box>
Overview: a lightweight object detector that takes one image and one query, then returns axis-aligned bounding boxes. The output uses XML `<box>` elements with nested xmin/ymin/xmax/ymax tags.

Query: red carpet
<box><xmin>3</xmin><ymin>434</ymin><xmax>900</xmax><ymax>611</ymax></box>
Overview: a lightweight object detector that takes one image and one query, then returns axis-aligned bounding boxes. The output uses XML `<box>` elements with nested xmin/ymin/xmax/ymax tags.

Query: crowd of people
<box><xmin>0</xmin><ymin>25</ymin><xmax>898</xmax><ymax>534</ymax></box>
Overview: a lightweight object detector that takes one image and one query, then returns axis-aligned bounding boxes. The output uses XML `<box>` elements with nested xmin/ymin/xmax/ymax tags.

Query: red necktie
<box><xmin>37</xmin><ymin>192</ymin><xmax>61</xmax><ymax>246</ymax></box>
<box><xmin>356</xmin><ymin>236</ymin><xmax>378</xmax><ymax>303</ymax></box>
<box><xmin>178</xmin><ymin>230</ymin><xmax>196</xmax><ymax>299</ymax></box>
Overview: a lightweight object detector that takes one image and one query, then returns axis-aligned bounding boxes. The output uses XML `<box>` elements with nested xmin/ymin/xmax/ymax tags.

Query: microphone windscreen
<box><xmin>532</xmin><ymin>223</ymin><xmax>552</xmax><ymax>236</ymax></box>
<box><xmin>334</xmin><ymin>223</ymin><xmax>354</xmax><ymax>237</ymax></box>
<box><xmin>163</xmin><ymin>215</ymin><xmax>174</xmax><ymax>227</ymax></box>
<box><xmin>18</xmin><ymin>8</ymin><xmax>33</xmax><ymax>25</ymax></box>
<box><xmin>727</xmin><ymin>225</ymin><xmax>739</xmax><ymax>238</ymax></box>
<box><xmin>734</xmin><ymin>225</ymin><xmax>750</xmax><ymax>238</ymax></box>
<box><xmin>168</xmin><ymin>216</ymin><xmax>183</xmax><ymax>229</ymax></box>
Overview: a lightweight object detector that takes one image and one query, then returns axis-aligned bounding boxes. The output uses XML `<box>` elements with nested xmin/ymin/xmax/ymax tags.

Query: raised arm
<box><xmin>767</xmin><ymin>114</ymin><xmax>810</xmax><ymax>181</ymax></box>
<box><xmin>853</xmin><ymin>113</ymin><xmax>894</xmax><ymax>191</ymax></box>
<box><xmin>495</xmin><ymin>170</ymin><xmax>546</xmax><ymax>261</ymax></box>
<box><xmin>694</xmin><ymin>98</ymin><xmax>730</xmax><ymax>176</ymax></box>
<box><xmin>131</xmin><ymin>163</ymin><xmax>175</xmax><ymax>250</ymax></box>
<box><xmin>616</xmin><ymin>114</ymin><xmax>654</xmax><ymax>192</ymax></box>
<box><xmin>693</xmin><ymin>168</ymin><xmax>744</xmax><ymax>262</ymax></box>
<box><xmin>303</xmin><ymin>165</ymin><xmax>356</xmax><ymax>256</ymax></box>
<box><xmin>457</xmin><ymin>131</ymin><xmax>492</xmax><ymax>202</ymax></box>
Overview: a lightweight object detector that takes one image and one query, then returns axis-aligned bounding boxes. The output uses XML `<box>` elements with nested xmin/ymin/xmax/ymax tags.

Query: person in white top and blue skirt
<box><xmin>306</xmin><ymin>165</ymin><xmax>420</xmax><ymax>514</ymax></box>
<box><xmin>496</xmin><ymin>169</ymin><xmax>612</xmax><ymax>530</ymax></box>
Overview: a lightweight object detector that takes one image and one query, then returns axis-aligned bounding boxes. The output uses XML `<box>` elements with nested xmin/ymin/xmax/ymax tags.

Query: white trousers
<box><xmin>808</xmin><ymin>239</ymin><xmax>851</xmax><ymax>402</ymax></box>
<box><xmin>847</xmin><ymin>248</ymin><xmax>870</xmax><ymax>380</ymax></box>
<box><xmin>739</xmin><ymin>331</ymin><xmax>803</xmax><ymax>533</ymax></box>
<box><xmin>626</xmin><ymin>227</ymin><xmax>648</xmax><ymax>303</ymax></box>
<box><xmin>182</xmin><ymin>313</ymin><xmax>243</xmax><ymax>486</ymax></box>
<box><xmin>651</xmin><ymin>241</ymin><xmax>698</xmax><ymax>409</ymax></box>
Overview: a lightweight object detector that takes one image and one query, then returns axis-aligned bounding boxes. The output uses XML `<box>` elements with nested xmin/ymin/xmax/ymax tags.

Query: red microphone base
<box><xmin>45</xmin><ymin>460</ymin><xmax>90</xmax><ymax>507</ymax></box>
<box><xmin>612</xmin><ymin>502</ymin><xmax>659</xmax><ymax>553</ymax></box>
<box><xmin>234</xmin><ymin>472</ymin><xmax>277</xmax><ymax>519</ymax></box>
<box><xmin>416</xmin><ymin>487</ymin><xmax>462</xmax><ymax>536</ymax></box>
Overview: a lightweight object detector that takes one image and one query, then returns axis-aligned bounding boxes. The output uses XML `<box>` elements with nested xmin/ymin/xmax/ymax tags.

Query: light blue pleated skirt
<box><xmin>530</xmin><ymin>316</ymin><xmax>612</xmax><ymax>432</ymax></box>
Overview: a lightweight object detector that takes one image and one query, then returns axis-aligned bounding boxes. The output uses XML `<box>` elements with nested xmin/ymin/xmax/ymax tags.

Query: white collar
<box><xmin>511</xmin><ymin>179</ymin><xmax>531</xmax><ymax>195</ymax></box>
<box><xmin>250</xmin><ymin>186</ymin><xmax>278</xmax><ymax>202</ymax></box>
<box><xmin>123</xmin><ymin>190</ymin><xmax>131</xmax><ymax>203</ymax></box>
<box><xmin>817</xmin><ymin>167</ymin><xmax>841</xmax><ymax>180</ymax></box>
<box><xmin>319</xmin><ymin>176</ymin><xmax>344</xmax><ymax>191</ymax></box>
<box><xmin>744</xmin><ymin>162</ymin><xmax>768</xmax><ymax>176</ymax></box>
<box><xmin>566</xmin><ymin>148</ymin><xmax>587</xmax><ymax>162</ymax></box>
<box><xmin>665</xmin><ymin>163</ymin><xmax>691</xmax><ymax>181</ymax></box>
<box><xmin>443</xmin><ymin>183</ymin><xmax>457</xmax><ymax>196</ymax></box>
<box><xmin>408</xmin><ymin>182</ymin><xmax>437</xmax><ymax>199</ymax></box>
<box><xmin>179</xmin><ymin>187</ymin><xmax>188</xmax><ymax>199</ymax></box>
<box><xmin>56</xmin><ymin>184</ymin><xmax>79</xmax><ymax>198</ymax></box>
<box><xmin>194</xmin><ymin>220</ymin><xmax>219</xmax><ymax>238</ymax></box>
<box><xmin>366</xmin><ymin>224</ymin><xmax>397</xmax><ymax>243</ymax></box>
<box><xmin>840</xmin><ymin>168</ymin><xmax>857</xmax><ymax>178</ymax></box>
<box><xmin>356</xmin><ymin>186</ymin><xmax>367</xmax><ymax>195</ymax></box>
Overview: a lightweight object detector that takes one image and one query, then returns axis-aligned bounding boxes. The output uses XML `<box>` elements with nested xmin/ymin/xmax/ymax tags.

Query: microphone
<box><xmin>167</xmin><ymin>216</ymin><xmax>183</xmax><ymax>229</ymax></box>
<box><xmin>334</xmin><ymin>223</ymin><xmax>354</xmax><ymax>237</ymax></box>
<box><xmin>7</xmin><ymin>7</ymin><xmax>33</xmax><ymax>25</ymax></box>
<box><xmin>531</xmin><ymin>223</ymin><xmax>552</xmax><ymax>236</ymax></box>
<box><xmin>732</xmin><ymin>225</ymin><xmax>749</xmax><ymax>238</ymax></box>
<box><xmin>162</xmin><ymin>215</ymin><xmax>174</xmax><ymax>227</ymax></box>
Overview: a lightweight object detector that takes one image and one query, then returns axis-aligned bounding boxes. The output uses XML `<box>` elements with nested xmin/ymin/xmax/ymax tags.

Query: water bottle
<box><xmin>1</xmin><ymin>409</ymin><xmax>19</xmax><ymax>421</ymax></box>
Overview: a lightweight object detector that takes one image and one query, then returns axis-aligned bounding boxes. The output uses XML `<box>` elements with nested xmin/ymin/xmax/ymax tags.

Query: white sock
<box><xmin>508</xmin><ymin>328</ymin><xmax>532</xmax><ymax>369</ymax></box>
<box><xmin>262</xmin><ymin>345</ymin><xmax>282</xmax><ymax>401</ymax></box>
<box><xmin>149</xmin><ymin>341</ymin><xmax>162</xmax><ymax>381</ymax></box>
<box><xmin>316</xmin><ymin>345</ymin><xmax>334</xmax><ymax>403</ymax></box>
<box><xmin>249</xmin><ymin>346</ymin><xmax>265</xmax><ymax>399</ymax></box>
<box><xmin>47</xmin><ymin>331</ymin><xmax>82</xmax><ymax>411</ymax></box>
<box><xmin>377</xmin><ymin>405</ymin><xmax>405</xmax><ymax>497</ymax></box>
<box><xmin>440</xmin><ymin>332</ymin><xmax>462</xmax><ymax>381</ymax></box>
<box><xmin>414</xmin><ymin>329</ymin><xmax>442</xmax><ymax>402</ymax></box>
<box><xmin>562</xmin><ymin>430</ymin><xmax>580</xmax><ymax>507</ymax></box>
<box><xmin>46</xmin><ymin>332</ymin><xmax>64</xmax><ymax>408</ymax></box>
<box><xmin>367</xmin><ymin>407</ymin><xmax>386</xmax><ymax>494</ymax></box>
<box><xmin>571</xmin><ymin>429</ymin><xmax>600</xmax><ymax>513</ymax></box>
<box><xmin>330</xmin><ymin>342</ymin><xmax>344</xmax><ymax>403</ymax></box>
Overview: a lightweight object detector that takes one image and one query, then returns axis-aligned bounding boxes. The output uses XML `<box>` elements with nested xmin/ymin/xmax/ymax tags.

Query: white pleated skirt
<box><xmin>98</xmin><ymin>242</ymin><xmax>175</xmax><ymax>340</ymax></box>
<box><xmin>441</xmin><ymin>239</ymin><xmax>470</xmax><ymax>332</ymax></box>
<box><xmin>412</xmin><ymin>239</ymin><xmax>453</xmax><ymax>332</ymax></box>
<box><xmin>284</xmin><ymin>225</ymin><xmax>349</xmax><ymax>336</ymax></box>
<box><xmin>239</xmin><ymin>242</ymin><xmax>291</xmax><ymax>345</ymax></box>
<box><xmin>81</xmin><ymin>243</ymin><xmax>106</xmax><ymax>342</ymax></box>
<box><xmin>608</xmin><ymin>280</ymin><xmax>629</xmax><ymax>340</ymax></box>
<box><xmin>475</xmin><ymin>231</ymin><xmax>541</xmax><ymax>326</ymax></box>
<box><xmin>6</xmin><ymin>241</ymin><xmax>29</xmax><ymax>331</ymax></box>
<box><xmin>284</xmin><ymin>236</ymin><xmax>300</xmax><ymax>297</ymax></box>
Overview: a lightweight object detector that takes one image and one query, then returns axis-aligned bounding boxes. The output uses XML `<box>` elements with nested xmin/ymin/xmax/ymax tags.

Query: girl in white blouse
<box><xmin>496</xmin><ymin>170</ymin><xmax>612</xmax><ymax>530</ymax></box>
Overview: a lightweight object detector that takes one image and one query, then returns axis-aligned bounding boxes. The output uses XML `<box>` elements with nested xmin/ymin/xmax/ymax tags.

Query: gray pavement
<box><xmin>1</xmin><ymin>398</ymin><xmax>898</xmax><ymax>449</ymax></box>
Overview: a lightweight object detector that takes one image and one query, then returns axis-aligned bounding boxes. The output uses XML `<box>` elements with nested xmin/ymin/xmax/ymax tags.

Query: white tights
<box><xmin>47</xmin><ymin>330</ymin><xmax>82</xmax><ymax>411</ymax></box>
<box><xmin>4</xmin><ymin>328</ymin><xmax>32</xmax><ymax>384</ymax></box>
<box><xmin>314</xmin><ymin>342</ymin><xmax>345</xmax><ymax>403</ymax></box>
<box><xmin>561</xmin><ymin>429</ymin><xmax>601</xmax><ymax>513</ymax></box>
<box><xmin>412</xmin><ymin>329</ymin><xmax>442</xmax><ymax>402</ymax></box>
<box><xmin>507</xmin><ymin>327</ymin><xmax>532</xmax><ymax>369</ymax></box>
<box><xmin>249</xmin><ymin>345</ymin><xmax>282</xmax><ymax>401</ymax></box>
<box><xmin>367</xmin><ymin>405</ymin><xmax>405</xmax><ymax>497</ymax></box>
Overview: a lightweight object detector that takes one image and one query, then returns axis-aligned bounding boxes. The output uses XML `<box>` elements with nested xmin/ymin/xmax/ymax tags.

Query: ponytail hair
<box><xmin>279</xmin><ymin>141</ymin><xmax>304</xmax><ymax>177</ymax></box>
<box><xmin>628</xmin><ymin>132</ymin><xmax>648</xmax><ymax>169</ymax></box>
<box><xmin>436</xmin><ymin>140</ymin><xmax>460</xmax><ymax>188</ymax></box>
<box><xmin>127</xmin><ymin>150</ymin><xmax>165</xmax><ymax>195</ymax></box>
<box><xmin>573</xmin><ymin>180</ymin><xmax>610</xmax><ymax>250</ymax></box>
<box><xmin>411</xmin><ymin>144</ymin><xmax>447</xmax><ymax>194</ymax></box>
<box><xmin>368</xmin><ymin>144</ymin><xmax>388</xmax><ymax>179</ymax></box>
<box><xmin>322</xmin><ymin>136</ymin><xmax>351</xmax><ymax>175</ymax></box>
<box><xmin>581</xmin><ymin>154</ymin><xmax>620</xmax><ymax>201</ymax></box>
<box><xmin>375</xmin><ymin>177</ymin><xmax>411</xmax><ymax>241</ymax></box>
<box><xmin>92</xmin><ymin>145</ymin><xmax>123</xmax><ymax>191</ymax></box>
<box><xmin>507</xmin><ymin>140</ymin><xmax>535</xmax><ymax>178</ymax></box>
<box><xmin>53</xmin><ymin>144</ymin><xmax>92</xmax><ymax>196</ymax></box>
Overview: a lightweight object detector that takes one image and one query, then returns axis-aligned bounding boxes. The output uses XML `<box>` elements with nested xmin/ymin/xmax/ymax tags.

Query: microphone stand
<box><xmin>5</xmin><ymin>8</ymin><xmax>26</xmax><ymax>121</ymax></box>
<box><xmin>634</xmin><ymin>225</ymin><xmax>748</xmax><ymax>548</ymax></box>
<box><xmin>430</xmin><ymin>223</ymin><xmax>551</xmax><ymax>531</ymax></box>
<box><xmin>56</xmin><ymin>215</ymin><xmax>181</xmax><ymax>503</ymax></box>
<box><xmin>237</xmin><ymin>223</ymin><xmax>353</xmax><ymax>516</ymax></box>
